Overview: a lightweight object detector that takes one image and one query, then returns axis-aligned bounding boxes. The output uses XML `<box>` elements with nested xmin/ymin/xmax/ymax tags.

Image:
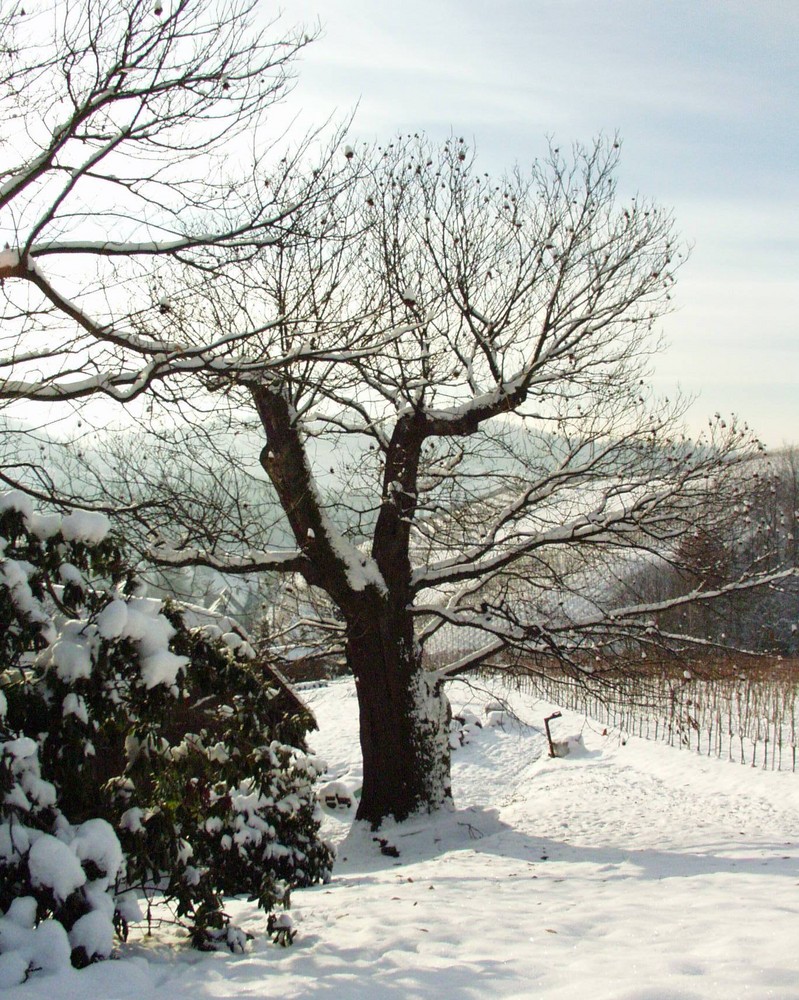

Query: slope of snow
<box><xmin>4</xmin><ymin>677</ymin><xmax>799</xmax><ymax>999</ymax></box>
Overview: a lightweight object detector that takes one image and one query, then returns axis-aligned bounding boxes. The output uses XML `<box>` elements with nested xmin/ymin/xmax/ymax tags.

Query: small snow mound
<box><xmin>2</xmin><ymin>736</ymin><xmax>38</xmax><ymax>760</ymax></box>
<box><xmin>0</xmin><ymin>249</ymin><xmax>21</xmax><ymax>270</ymax></box>
<box><xmin>120</xmin><ymin>807</ymin><xmax>144</xmax><ymax>833</ymax></box>
<box><xmin>96</xmin><ymin>599</ymin><xmax>128</xmax><ymax>639</ymax></box>
<box><xmin>5</xmin><ymin>897</ymin><xmax>36</xmax><ymax>930</ymax></box>
<box><xmin>20</xmin><ymin>771</ymin><xmax>56</xmax><ymax>810</ymax></box>
<box><xmin>449</xmin><ymin>708</ymin><xmax>483</xmax><ymax>747</ymax></box>
<box><xmin>0</xmin><ymin>951</ymin><xmax>28</xmax><ymax>988</ymax></box>
<box><xmin>268</xmin><ymin>911</ymin><xmax>295</xmax><ymax>946</ymax></box>
<box><xmin>0</xmin><ymin>490</ymin><xmax>34</xmax><ymax>518</ymax></box>
<box><xmin>60</xmin><ymin>510</ymin><xmax>111</xmax><ymax>544</ymax></box>
<box><xmin>62</xmin><ymin>692</ymin><xmax>89</xmax><ymax>724</ymax></box>
<box><xmin>58</xmin><ymin>563</ymin><xmax>83</xmax><ymax>586</ymax></box>
<box><xmin>140</xmin><ymin>649</ymin><xmax>188</xmax><ymax>689</ymax></box>
<box><xmin>49</xmin><ymin>629</ymin><xmax>93</xmax><ymax>682</ymax></box>
<box><xmin>222</xmin><ymin>631</ymin><xmax>243</xmax><ymax>650</ymax></box>
<box><xmin>31</xmin><ymin>919</ymin><xmax>71</xmax><ymax>972</ymax></box>
<box><xmin>318</xmin><ymin>781</ymin><xmax>355</xmax><ymax>814</ymax></box>
<box><xmin>28</xmin><ymin>834</ymin><xmax>86</xmax><ymax>902</ymax></box>
<box><xmin>114</xmin><ymin>890</ymin><xmax>144</xmax><ymax>925</ymax></box>
<box><xmin>71</xmin><ymin>818</ymin><xmax>123</xmax><ymax>882</ymax></box>
<box><xmin>224</xmin><ymin>925</ymin><xmax>251</xmax><ymax>954</ymax></box>
<box><xmin>0</xmin><ymin>821</ymin><xmax>32</xmax><ymax>861</ymax></box>
<box><xmin>68</xmin><ymin>909</ymin><xmax>115</xmax><ymax>963</ymax></box>
<box><xmin>27</xmin><ymin>513</ymin><xmax>62</xmax><ymax>540</ymax></box>
<box><xmin>485</xmin><ymin>710</ymin><xmax>508</xmax><ymax>728</ymax></box>
<box><xmin>0</xmin><ymin>914</ymin><xmax>29</xmax><ymax>954</ymax></box>
<box><xmin>550</xmin><ymin>734</ymin><xmax>587</xmax><ymax>758</ymax></box>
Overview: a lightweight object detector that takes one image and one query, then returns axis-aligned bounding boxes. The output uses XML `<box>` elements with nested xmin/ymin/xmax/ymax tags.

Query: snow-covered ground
<box><xmin>6</xmin><ymin>677</ymin><xmax>799</xmax><ymax>999</ymax></box>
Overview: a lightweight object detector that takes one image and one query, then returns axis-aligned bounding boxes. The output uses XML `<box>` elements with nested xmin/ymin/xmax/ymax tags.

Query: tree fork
<box><xmin>253</xmin><ymin>385</ymin><xmax>452</xmax><ymax>824</ymax></box>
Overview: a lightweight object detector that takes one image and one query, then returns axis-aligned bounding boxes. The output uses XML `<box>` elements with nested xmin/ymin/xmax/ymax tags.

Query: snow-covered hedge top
<box><xmin>0</xmin><ymin>491</ymin><xmax>110</xmax><ymax>544</ymax></box>
<box><xmin>0</xmin><ymin>491</ymin><xmax>188</xmax><ymax>690</ymax></box>
<box><xmin>0</xmin><ymin>491</ymin><xmax>258</xmax><ymax>693</ymax></box>
<box><xmin>38</xmin><ymin>596</ymin><xmax>189</xmax><ymax>689</ymax></box>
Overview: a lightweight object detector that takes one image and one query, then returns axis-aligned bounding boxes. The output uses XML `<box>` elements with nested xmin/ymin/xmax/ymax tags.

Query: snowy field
<box><xmin>6</xmin><ymin>677</ymin><xmax>799</xmax><ymax>999</ymax></box>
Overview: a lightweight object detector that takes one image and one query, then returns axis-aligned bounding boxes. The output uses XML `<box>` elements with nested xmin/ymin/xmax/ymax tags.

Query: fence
<box><xmin>518</xmin><ymin>665</ymin><xmax>799</xmax><ymax>772</ymax></box>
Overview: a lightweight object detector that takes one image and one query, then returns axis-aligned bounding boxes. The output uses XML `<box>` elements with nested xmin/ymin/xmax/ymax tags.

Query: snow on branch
<box><xmin>148</xmin><ymin>541</ymin><xmax>310</xmax><ymax>577</ymax></box>
<box><xmin>410</xmin><ymin>476</ymin><xmax>691</xmax><ymax>592</ymax></box>
<box><xmin>429</xmin><ymin>638</ymin><xmax>509</xmax><ymax>681</ymax></box>
<box><xmin>601</xmin><ymin>565</ymin><xmax>799</xmax><ymax>625</ymax></box>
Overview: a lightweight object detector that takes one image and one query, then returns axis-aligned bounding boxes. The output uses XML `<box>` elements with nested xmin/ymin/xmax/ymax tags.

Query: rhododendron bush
<box><xmin>0</xmin><ymin>492</ymin><xmax>332</xmax><ymax>982</ymax></box>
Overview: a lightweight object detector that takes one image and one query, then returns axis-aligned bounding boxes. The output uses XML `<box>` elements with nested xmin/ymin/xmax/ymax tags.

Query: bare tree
<box><xmin>2</xmin><ymin>4</ymin><xmax>788</xmax><ymax>826</ymax></box>
<box><xmin>0</xmin><ymin>0</ymin><xmax>358</xmax><ymax>406</ymax></box>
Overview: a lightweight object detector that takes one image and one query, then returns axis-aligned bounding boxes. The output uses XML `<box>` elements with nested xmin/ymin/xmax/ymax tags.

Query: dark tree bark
<box><xmin>345</xmin><ymin>593</ymin><xmax>451</xmax><ymax>825</ymax></box>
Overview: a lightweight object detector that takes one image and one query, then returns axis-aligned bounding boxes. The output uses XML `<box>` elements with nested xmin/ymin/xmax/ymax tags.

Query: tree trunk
<box><xmin>345</xmin><ymin>597</ymin><xmax>452</xmax><ymax>827</ymax></box>
<box><xmin>252</xmin><ymin>385</ymin><xmax>451</xmax><ymax>827</ymax></box>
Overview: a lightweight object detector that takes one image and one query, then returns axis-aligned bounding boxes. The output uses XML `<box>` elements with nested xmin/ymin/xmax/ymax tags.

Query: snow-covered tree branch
<box><xmin>0</xmin><ymin>0</ymin><xmax>375</xmax><ymax>402</ymax></box>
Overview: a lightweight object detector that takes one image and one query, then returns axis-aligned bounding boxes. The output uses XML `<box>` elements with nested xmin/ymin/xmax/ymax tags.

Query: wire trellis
<box><xmin>517</xmin><ymin>668</ymin><xmax>798</xmax><ymax>772</ymax></box>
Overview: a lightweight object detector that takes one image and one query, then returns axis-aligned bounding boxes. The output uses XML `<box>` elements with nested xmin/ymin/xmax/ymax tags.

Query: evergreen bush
<box><xmin>0</xmin><ymin>491</ymin><xmax>332</xmax><ymax>981</ymax></box>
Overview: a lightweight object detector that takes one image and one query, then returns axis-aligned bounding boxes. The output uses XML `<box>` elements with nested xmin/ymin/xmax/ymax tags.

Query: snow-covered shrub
<box><xmin>0</xmin><ymin>493</ymin><xmax>332</xmax><ymax>974</ymax></box>
<box><xmin>108</xmin><ymin>620</ymin><xmax>334</xmax><ymax>948</ymax></box>
<box><xmin>449</xmin><ymin>708</ymin><xmax>483</xmax><ymax>749</ymax></box>
<box><xmin>0</xmin><ymin>725</ymin><xmax>124</xmax><ymax>977</ymax></box>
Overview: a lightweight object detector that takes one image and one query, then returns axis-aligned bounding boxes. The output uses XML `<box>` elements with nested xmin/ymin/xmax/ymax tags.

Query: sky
<box><xmin>267</xmin><ymin>0</ymin><xmax>798</xmax><ymax>448</ymax></box>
